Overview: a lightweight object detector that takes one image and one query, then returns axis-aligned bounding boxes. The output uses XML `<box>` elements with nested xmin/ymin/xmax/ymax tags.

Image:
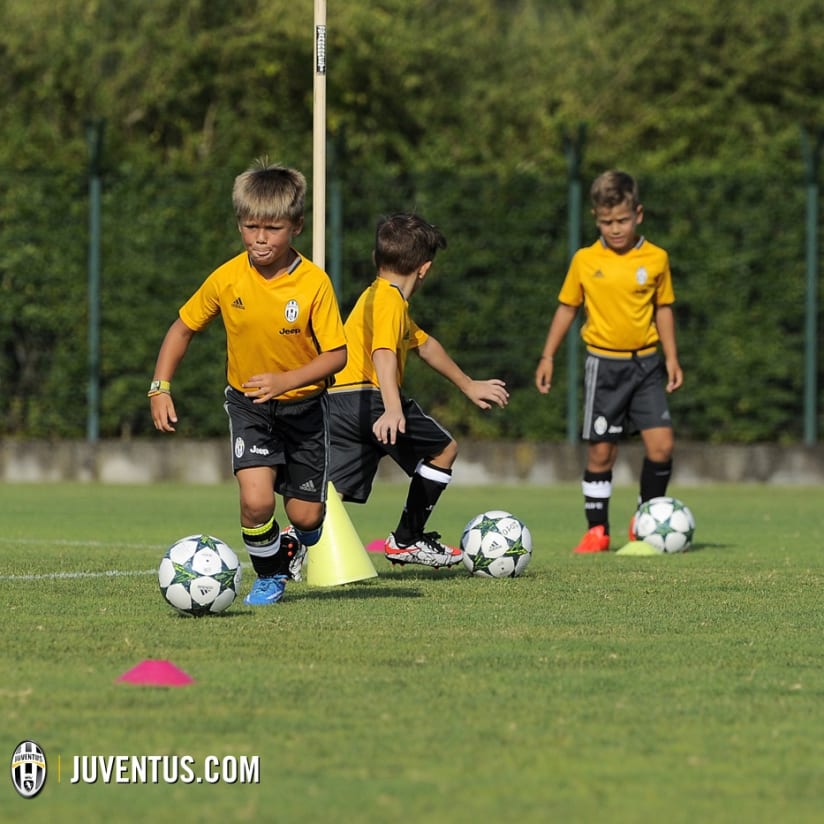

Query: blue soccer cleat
<box><xmin>244</xmin><ymin>575</ymin><xmax>287</xmax><ymax>606</ymax></box>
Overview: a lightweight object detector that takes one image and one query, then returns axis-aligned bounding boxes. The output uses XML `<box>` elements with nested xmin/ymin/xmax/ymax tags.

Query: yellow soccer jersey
<box><xmin>179</xmin><ymin>250</ymin><xmax>346</xmax><ymax>400</ymax></box>
<box><xmin>333</xmin><ymin>277</ymin><xmax>428</xmax><ymax>389</ymax></box>
<box><xmin>559</xmin><ymin>237</ymin><xmax>676</xmax><ymax>354</ymax></box>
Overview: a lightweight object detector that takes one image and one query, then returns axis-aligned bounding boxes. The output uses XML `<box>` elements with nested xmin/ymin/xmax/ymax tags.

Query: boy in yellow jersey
<box><xmin>149</xmin><ymin>161</ymin><xmax>347</xmax><ymax>603</ymax></box>
<box><xmin>535</xmin><ymin>170</ymin><xmax>684</xmax><ymax>553</ymax></box>
<box><xmin>328</xmin><ymin>213</ymin><xmax>509</xmax><ymax>567</ymax></box>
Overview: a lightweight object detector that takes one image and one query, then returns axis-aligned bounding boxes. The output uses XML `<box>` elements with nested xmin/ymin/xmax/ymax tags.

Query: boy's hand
<box><xmin>243</xmin><ymin>373</ymin><xmax>287</xmax><ymax>403</ymax></box>
<box><xmin>373</xmin><ymin>409</ymin><xmax>406</xmax><ymax>445</ymax></box>
<box><xmin>535</xmin><ymin>358</ymin><xmax>554</xmax><ymax>394</ymax></box>
<box><xmin>665</xmin><ymin>360</ymin><xmax>684</xmax><ymax>393</ymax></box>
<box><xmin>465</xmin><ymin>379</ymin><xmax>509</xmax><ymax>410</ymax></box>
<box><xmin>150</xmin><ymin>394</ymin><xmax>179</xmax><ymax>432</ymax></box>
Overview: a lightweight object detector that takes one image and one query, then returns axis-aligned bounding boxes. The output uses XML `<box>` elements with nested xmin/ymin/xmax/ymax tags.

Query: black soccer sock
<box><xmin>639</xmin><ymin>458</ymin><xmax>673</xmax><ymax>503</ymax></box>
<box><xmin>582</xmin><ymin>469</ymin><xmax>611</xmax><ymax>533</ymax></box>
<box><xmin>241</xmin><ymin>516</ymin><xmax>281</xmax><ymax>577</ymax></box>
<box><xmin>394</xmin><ymin>461</ymin><xmax>452</xmax><ymax>546</ymax></box>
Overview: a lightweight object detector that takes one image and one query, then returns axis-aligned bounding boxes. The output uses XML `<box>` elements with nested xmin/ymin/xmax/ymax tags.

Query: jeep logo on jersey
<box><xmin>11</xmin><ymin>740</ymin><xmax>47</xmax><ymax>799</ymax></box>
<box><xmin>285</xmin><ymin>300</ymin><xmax>299</xmax><ymax>323</ymax></box>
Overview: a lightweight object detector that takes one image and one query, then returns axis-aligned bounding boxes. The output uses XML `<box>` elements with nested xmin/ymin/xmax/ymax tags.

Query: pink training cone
<box><xmin>116</xmin><ymin>659</ymin><xmax>194</xmax><ymax>687</ymax></box>
<box><xmin>366</xmin><ymin>539</ymin><xmax>385</xmax><ymax>553</ymax></box>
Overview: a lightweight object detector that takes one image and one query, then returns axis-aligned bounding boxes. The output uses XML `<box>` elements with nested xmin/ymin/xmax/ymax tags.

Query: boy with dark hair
<box><xmin>329</xmin><ymin>213</ymin><xmax>509</xmax><ymax>567</ymax></box>
<box><xmin>535</xmin><ymin>170</ymin><xmax>684</xmax><ymax>553</ymax></box>
<box><xmin>149</xmin><ymin>160</ymin><xmax>347</xmax><ymax>603</ymax></box>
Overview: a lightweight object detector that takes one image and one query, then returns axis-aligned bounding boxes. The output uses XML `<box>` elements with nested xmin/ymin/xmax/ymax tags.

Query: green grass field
<box><xmin>2</xmin><ymin>481</ymin><xmax>824</xmax><ymax>823</ymax></box>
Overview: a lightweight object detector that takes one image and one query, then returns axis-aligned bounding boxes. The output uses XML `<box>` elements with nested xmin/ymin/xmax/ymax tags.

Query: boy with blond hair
<box><xmin>150</xmin><ymin>161</ymin><xmax>347</xmax><ymax>603</ymax></box>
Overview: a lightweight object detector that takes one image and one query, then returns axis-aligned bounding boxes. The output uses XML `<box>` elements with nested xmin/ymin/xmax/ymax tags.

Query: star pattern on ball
<box><xmin>475</xmin><ymin>514</ymin><xmax>503</xmax><ymax>536</ymax></box>
<box><xmin>167</xmin><ymin>561</ymin><xmax>199</xmax><ymax>586</ymax></box>
<box><xmin>506</xmin><ymin>538</ymin><xmax>530</xmax><ymax>558</ymax></box>
<box><xmin>196</xmin><ymin>535</ymin><xmax>222</xmax><ymax>552</ymax></box>
<box><xmin>210</xmin><ymin>566</ymin><xmax>239</xmax><ymax>589</ymax></box>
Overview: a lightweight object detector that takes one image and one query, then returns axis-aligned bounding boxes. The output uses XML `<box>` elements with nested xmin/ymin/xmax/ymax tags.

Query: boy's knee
<box><xmin>241</xmin><ymin>503</ymin><xmax>275</xmax><ymax>527</ymax></box>
<box><xmin>288</xmin><ymin>503</ymin><xmax>325</xmax><ymax>545</ymax></box>
<box><xmin>587</xmin><ymin>441</ymin><xmax>616</xmax><ymax>472</ymax></box>
<box><xmin>433</xmin><ymin>439</ymin><xmax>458</xmax><ymax>467</ymax></box>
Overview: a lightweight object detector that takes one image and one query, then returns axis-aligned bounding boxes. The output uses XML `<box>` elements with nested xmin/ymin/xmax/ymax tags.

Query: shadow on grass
<box><xmin>687</xmin><ymin>541</ymin><xmax>735</xmax><ymax>552</ymax></box>
<box><xmin>291</xmin><ymin>565</ymin><xmax>469</xmax><ymax>600</ymax></box>
<box><xmin>289</xmin><ymin>583</ymin><xmax>426</xmax><ymax>602</ymax></box>
<box><xmin>168</xmin><ymin>568</ymin><xmax>468</xmax><ymax>615</ymax></box>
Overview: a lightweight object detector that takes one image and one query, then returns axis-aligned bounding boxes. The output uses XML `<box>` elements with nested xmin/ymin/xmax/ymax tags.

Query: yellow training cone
<box><xmin>305</xmin><ymin>482</ymin><xmax>379</xmax><ymax>586</ymax></box>
<box><xmin>615</xmin><ymin>540</ymin><xmax>661</xmax><ymax>556</ymax></box>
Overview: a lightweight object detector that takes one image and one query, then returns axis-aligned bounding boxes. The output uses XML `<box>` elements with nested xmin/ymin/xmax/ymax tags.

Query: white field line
<box><xmin>0</xmin><ymin>537</ymin><xmax>162</xmax><ymax>550</ymax></box>
<box><xmin>0</xmin><ymin>537</ymin><xmax>251</xmax><ymax>582</ymax></box>
<box><xmin>2</xmin><ymin>569</ymin><xmax>159</xmax><ymax>581</ymax></box>
<box><xmin>1</xmin><ymin>566</ymin><xmax>253</xmax><ymax>582</ymax></box>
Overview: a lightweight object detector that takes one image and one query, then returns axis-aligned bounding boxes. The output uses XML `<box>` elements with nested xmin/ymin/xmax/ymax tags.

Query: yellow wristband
<box><xmin>148</xmin><ymin>379</ymin><xmax>171</xmax><ymax>397</ymax></box>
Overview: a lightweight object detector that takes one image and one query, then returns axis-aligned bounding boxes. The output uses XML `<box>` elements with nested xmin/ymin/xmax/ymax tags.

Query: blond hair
<box><xmin>232</xmin><ymin>159</ymin><xmax>306</xmax><ymax>223</ymax></box>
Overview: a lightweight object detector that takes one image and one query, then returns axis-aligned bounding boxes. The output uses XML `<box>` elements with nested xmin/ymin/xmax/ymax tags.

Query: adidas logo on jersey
<box><xmin>299</xmin><ymin>480</ymin><xmax>316</xmax><ymax>493</ymax></box>
<box><xmin>231</xmin><ymin>297</ymin><xmax>245</xmax><ymax>309</ymax></box>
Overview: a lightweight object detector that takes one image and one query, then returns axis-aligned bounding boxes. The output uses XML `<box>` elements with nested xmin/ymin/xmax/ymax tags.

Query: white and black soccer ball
<box><xmin>634</xmin><ymin>496</ymin><xmax>696</xmax><ymax>553</ymax></box>
<box><xmin>460</xmin><ymin>510</ymin><xmax>533</xmax><ymax>578</ymax></box>
<box><xmin>158</xmin><ymin>534</ymin><xmax>242</xmax><ymax>616</ymax></box>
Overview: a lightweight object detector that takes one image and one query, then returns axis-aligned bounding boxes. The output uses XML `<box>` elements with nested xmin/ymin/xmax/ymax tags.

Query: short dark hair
<box><xmin>374</xmin><ymin>213</ymin><xmax>447</xmax><ymax>275</ymax></box>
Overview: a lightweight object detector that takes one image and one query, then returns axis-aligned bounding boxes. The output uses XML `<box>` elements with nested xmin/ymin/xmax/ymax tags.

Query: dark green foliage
<box><xmin>1</xmin><ymin>0</ymin><xmax>822</xmax><ymax>442</ymax></box>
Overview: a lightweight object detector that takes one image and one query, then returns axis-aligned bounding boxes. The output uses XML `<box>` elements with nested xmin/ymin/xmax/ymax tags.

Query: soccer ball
<box><xmin>460</xmin><ymin>510</ymin><xmax>533</xmax><ymax>578</ymax></box>
<box><xmin>634</xmin><ymin>496</ymin><xmax>696</xmax><ymax>553</ymax></box>
<box><xmin>158</xmin><ymin>534</ymin><xmax>242</xmax><ymax>616</ymax></box>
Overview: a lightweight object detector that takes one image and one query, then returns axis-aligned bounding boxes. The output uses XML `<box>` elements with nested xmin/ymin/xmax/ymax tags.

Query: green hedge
<box><xmin>0</xmin><ymin>164</ymin><xmax>818</xmax><ymax>443</ymax></box>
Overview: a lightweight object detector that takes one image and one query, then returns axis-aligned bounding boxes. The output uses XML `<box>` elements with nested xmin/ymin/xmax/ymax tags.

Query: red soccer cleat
<box><xmin>573</xmin><ymin>525</ymin><xmax>611</xmax><ymax>554</ymax></box>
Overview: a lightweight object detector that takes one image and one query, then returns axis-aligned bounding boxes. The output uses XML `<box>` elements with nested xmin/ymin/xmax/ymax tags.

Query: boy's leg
<box><xmin>278</xmin><ymin>498</ymin><xmax>325</xmax><ymax>582</ymax></box>
<box><xmin>236</xmin><ymin>466</ymin><xmax>291</xmax><ymax>605</ymax></box>
<box><xmin>393</xmin><ymin>443</ymin><xmax>457</xmax><ymax>544</ymax></box>
<box><xmin>225</xmin><ymin>388</ymin><xmax>296</xmax><ymax>603</ymax></box>
<box><xmin>629</xmin><ymin>354</ymin><xmax>674</xmax><ymax>531</ymax></box>
<box><xmin>384</xmin><ymin>415</ymin><xmax>462</xmax><ymax>567</ymax></box>
<box><xmin>386</xmin><ymin>457</ymin><xmax>462</xmax><ymax>567</ymax></box>
<box><xmin>638</xmin><ymin>427</ymin><xmax>674</xmax><ymax>502</ymax></box>
<box><xmin>574</xmin><ymin>441</ymin><xmax>616</xmax><ymax>554</ymax></box>
<box><xmin>237</xmin><ymin>466</ymin><xmax>280</xmax><ymax>573</ymax></box>
<box><xmin>272</xmin><ymin>394</ymin><xmax>332</xmax><ymax>580</ymax></box>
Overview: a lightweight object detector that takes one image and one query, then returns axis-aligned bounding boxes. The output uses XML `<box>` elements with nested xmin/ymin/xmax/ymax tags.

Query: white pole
<box><xmin>313</xmin><ymin>0</ymin><xmax>327</xmax><ymax>270</ymax></box>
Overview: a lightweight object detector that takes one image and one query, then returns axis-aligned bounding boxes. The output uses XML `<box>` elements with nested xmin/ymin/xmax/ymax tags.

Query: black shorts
<box><xmin>327</xmin><ymin>388</ymin><xmax>453</xmax><ymax>503</ymax></box>
<box><xmin>582</xmin><ymin>352</ymin><xmax>672</xmax><ymax>442</ymax></box>
<box><xmin>223</xmin><ymin>386</ymin><xmax>329</xmax><ymax>503</ymax></box>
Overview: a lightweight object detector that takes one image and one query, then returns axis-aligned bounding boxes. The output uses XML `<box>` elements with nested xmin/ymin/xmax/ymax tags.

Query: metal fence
<box><xmin>0</xmin><ymin>158</ymin><xmax>820</xmax><ymax>444</ymax></box>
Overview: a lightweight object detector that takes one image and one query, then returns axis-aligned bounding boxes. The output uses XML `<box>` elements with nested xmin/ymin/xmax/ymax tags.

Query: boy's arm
<box><xmin>535</xmin><ymin>303</ymin><xmax>578</xmax><ymax>395</ymax></box>
<box><xmin>242</xmin><ymin>346</ymin><xmax>347</xmax><ymax>403</ymax></box>
<box><xmin>150</xmin><ymin>317</ymin><xmax>197</xmax><ymax>433</ymax></box>
<box><xmin>415</xmin><ymin>336</ymin><xmax>508</xmax><ymax>410</ymax></box>
<box><xmin>372</xmin><ymin>347</ymin><xmax>405</xmax><ymax>445</ymax></box>
<box><xmin>655</xmin><ymin>305</ymin><xmax>684</xmax><ymax>392</ymax></box>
